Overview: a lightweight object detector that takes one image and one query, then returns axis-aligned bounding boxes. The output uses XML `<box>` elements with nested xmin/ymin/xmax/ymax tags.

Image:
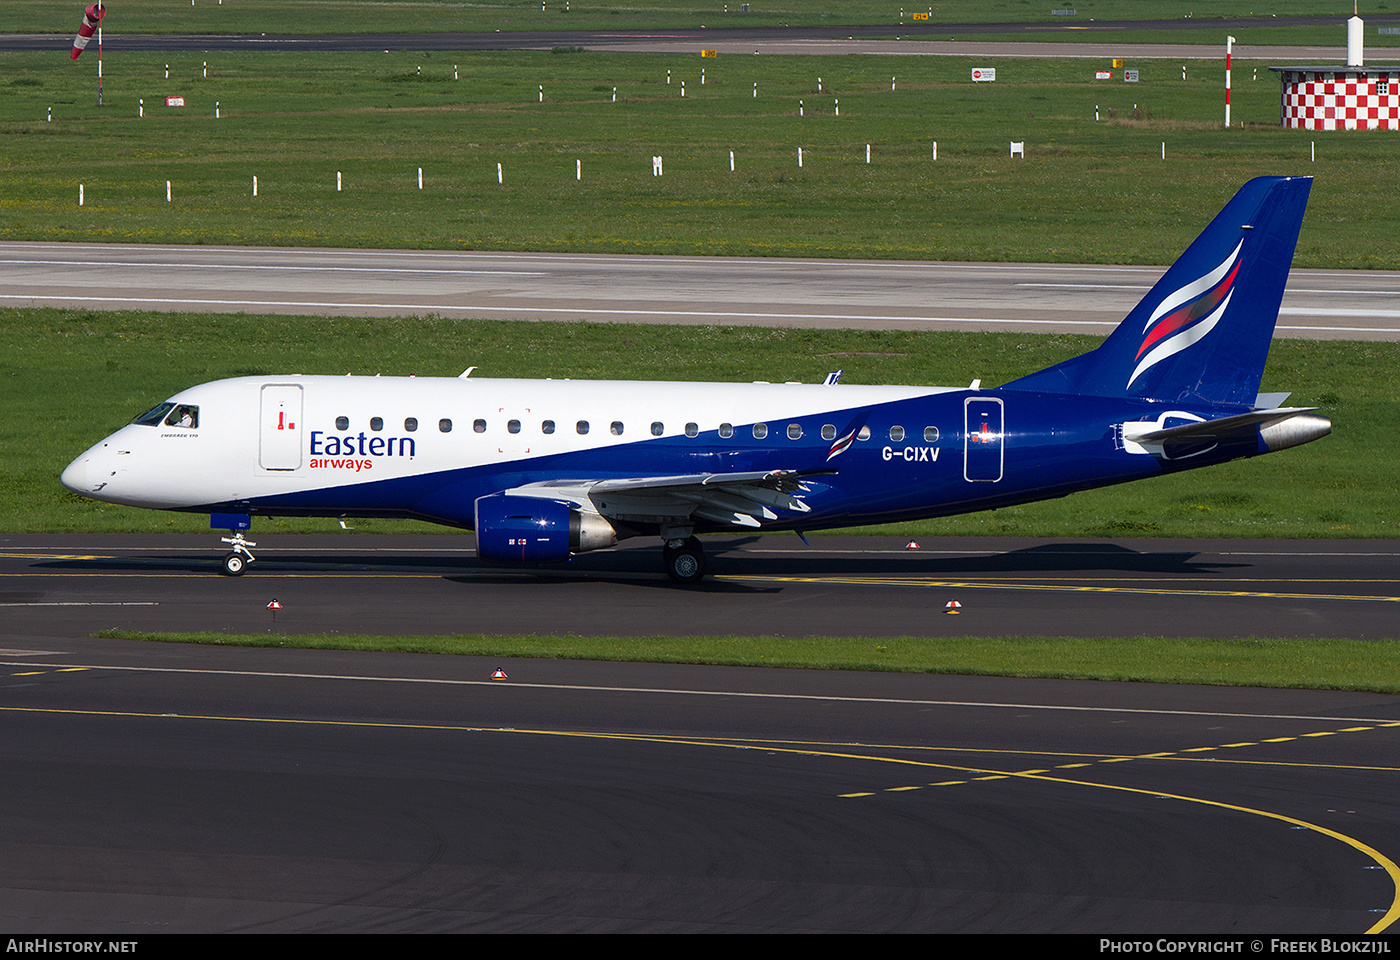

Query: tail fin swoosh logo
<box><xmin>1128</xmin><ymin>239</ymin><xmax>1244</xmax><ymax>389</ymax></box>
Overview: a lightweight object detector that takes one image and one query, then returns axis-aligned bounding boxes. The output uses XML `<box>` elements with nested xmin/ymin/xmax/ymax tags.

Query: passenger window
<box><xmin>753</xmin><ymin>423</ymin><xmax>767</xmax><ymax>439</ymax></box>
<box><xmin>821</xmin><ymin>424</ymin><xmax>836</xmax><ymax>441</ymax></box>
<box><xmin>404</xmin><ymin>417</ymin><xmax>418</xmax><ymax>432</ymax></box>
<box><xmin>651</xmin><ymin>422</ymin><xmax>664</xmax><ymax>437</ymax></box>
<box><xmin>336</xmin><ymin>416</ymin><xmax>349</xmax><ymax>430</ymax></box>
<box><xmin>474</xmin><ymin>419</ymin><xmax>487</xmax><ymax>433</ymax></box>
<box><xmin>924</xmin><ymin>426</ymin><xmax>939</xmax><ymax>443</ymax></box>
<box><xmin>370</xmin><ymin>417</ymin><xmax>383</xmax><ymax>432</ymax></box>
<box><xmin>508</xmin><ymin>419</ymin><xmax>521</xmax><ymax>434</ymax></box>
<box><xmin>890</xmin><ymin>426</ymin><xmax>905</xmax><ymax>442</ymax></box>
<box><xmin>787</xmin><ymin>424</ymin><xmax>802</xmax><ymax>440</ymax></box>
<box><xmin>164</xmin><ymin>405</ymin><xmax>199</xmax><ymax>428</ymax></box>
<box><xmin>542</xmin><ymin>420</ymin><xmax>555</xmax><ymax>434</ymax></box>
<box><xmin>439</xmin><ymin>419</ymin><xmax>452</xmax><ymax>433</ymax></box>
<box><xmin>685</xmin><ymin>423</ymin><xmax>699</xmax><ymax>438</ymax></box>
<box><xmin>132</xmin><ymin>402</ymin><xmax>175</xmax><ymax>427</ymax></box>
<box><xmin>577</xmin><ymin>421</ymin><xmax>589</xmax><ymax>435</ymax></box>
<box><xmin>611</xmin><ymin>421</ymin><xmax>624</xmax><ymax>436</ymax></box>
<box><xmin>719</xmin><ymin>423</ymin><xmax>733</xmax><ymax>439</ymax></box>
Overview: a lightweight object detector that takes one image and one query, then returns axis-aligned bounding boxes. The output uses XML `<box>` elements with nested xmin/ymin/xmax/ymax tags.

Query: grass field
<box><xmin>10</xmin><ymin>307</ymin><xmax>1395</xmax><ymax>538</ymax></box>
<box><xmin>3</xmin><ymin>1</ymin><xmax>1398</xmax><ymax>37</ymax></box>
<box><xmin>104</xmin><ymin>630</ymin><xmax>1400</xmax><ymax>693</ymax></box>
<box><xmin>4</xmin><ymin>49</ymin><xmax>1399</xmax><ymax>266</ymax></box>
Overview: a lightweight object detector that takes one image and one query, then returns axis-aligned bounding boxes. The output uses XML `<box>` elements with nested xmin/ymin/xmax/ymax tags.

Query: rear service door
<box><xmin>963</xmin><ymin>397</ymin><xmax>1004</xmax><ymax>482</ymax></box>
<box><xmin>259</xmin><ymin>384</ymin><xmax>303</xmax><ymax>471</ymax></box>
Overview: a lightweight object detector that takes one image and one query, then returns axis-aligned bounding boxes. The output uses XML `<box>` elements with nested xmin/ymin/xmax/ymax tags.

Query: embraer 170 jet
<box><xmin>62</xmin><ymin>177</ymin><xmax>1330</xmax><ymax>583</ymax></box>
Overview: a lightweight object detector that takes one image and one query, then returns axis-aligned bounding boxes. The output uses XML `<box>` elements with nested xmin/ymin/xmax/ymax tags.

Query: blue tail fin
<box><xmin>1004</xmin><ymin>177</ymin><xmax>1311</xmax><ymax>406</ymax></box>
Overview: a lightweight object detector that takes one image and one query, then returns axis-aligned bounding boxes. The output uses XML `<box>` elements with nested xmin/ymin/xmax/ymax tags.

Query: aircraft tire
<box><xmin>221</xmin><ymin>553</ymin><xmax>247</xmax><ymax>576</ymax></box>
<box><xmin>663</xmin><ymin>538</ymin><xmax>705</xmax><ymax>585</ymax></box>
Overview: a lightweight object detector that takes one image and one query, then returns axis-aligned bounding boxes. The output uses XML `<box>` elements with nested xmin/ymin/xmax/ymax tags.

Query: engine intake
<box><xmin>474</xmin><ymin>494</ymin><xmax>616</xmax><ymax>563</ymax></box>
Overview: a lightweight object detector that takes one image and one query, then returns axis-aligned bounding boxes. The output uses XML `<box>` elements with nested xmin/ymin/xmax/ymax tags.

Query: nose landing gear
<box><xmin>220</xmin><ymin>530</ymin><xmax>256</xmax><ymax>576</ymax></box>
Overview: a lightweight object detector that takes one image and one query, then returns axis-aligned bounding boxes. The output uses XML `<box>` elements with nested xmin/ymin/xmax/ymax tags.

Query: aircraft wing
<box><xmin>504</xmin><ymin>469</ymin><xmax>831</xmax><ymax>529</ymax></box>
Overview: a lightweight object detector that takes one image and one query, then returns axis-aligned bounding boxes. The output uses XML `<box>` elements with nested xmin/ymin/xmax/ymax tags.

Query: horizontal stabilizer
<box><xmin>1130</xmin><ymin>407</ymin><xmax>1318</xmax><ymax>442</ymax></box>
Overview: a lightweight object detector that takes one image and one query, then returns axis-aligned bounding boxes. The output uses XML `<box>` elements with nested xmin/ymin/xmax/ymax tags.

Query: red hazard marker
<box><xmin>905</xmin><ymin>540</ymin><xmax>921</xmax><ymax>550</ymax></box>
<box><xmin>491</xmin><ymin>668</ymin><xmax>508</xmax><ymax>679</ymax></box>
<box><xmin>266</xmin><ymin>599</ymin><xmax>282</xmax><ymax>611</ymax></box>
<box><xmin>944</xmin><ymin>600</ymin><xmax>962</xmax><ymax>614</ymax></box>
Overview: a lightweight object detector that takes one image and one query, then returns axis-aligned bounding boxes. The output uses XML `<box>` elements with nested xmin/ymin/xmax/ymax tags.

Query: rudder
<box><xmin>1004</xmin><ymin>177</ymin><xmax>1312</xmax><ymax>406</ymax></box>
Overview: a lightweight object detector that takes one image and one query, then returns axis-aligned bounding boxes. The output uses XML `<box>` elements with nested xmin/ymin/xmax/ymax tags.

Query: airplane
<box><xmin>61</xmin><ymin>176</ymin><xmax>1330</xmax><ymax>584</ymax></box>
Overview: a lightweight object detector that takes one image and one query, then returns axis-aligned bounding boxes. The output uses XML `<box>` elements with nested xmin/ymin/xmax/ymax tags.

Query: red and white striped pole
<box><xmin>1224</xmin><ymin>35</ymin><xmax>1235</xmax><ymax>128</ymax></box>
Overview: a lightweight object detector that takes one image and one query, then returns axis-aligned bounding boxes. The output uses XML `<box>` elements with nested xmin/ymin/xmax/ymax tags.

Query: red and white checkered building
<box><xmin>1271</xmin><ymin>66</ymin><xmax>1400</xmax><ymax>130</ymax></box>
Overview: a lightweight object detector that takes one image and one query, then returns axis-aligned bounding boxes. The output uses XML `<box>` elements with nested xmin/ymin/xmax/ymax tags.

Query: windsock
<box><xmin>71</xmin><ymin>3</ymin><xmax>104</xmax><ymax>60</ymax></box>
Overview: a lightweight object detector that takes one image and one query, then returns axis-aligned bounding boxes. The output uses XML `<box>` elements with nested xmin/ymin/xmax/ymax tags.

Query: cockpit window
<box><xmin>132</xmin><ymin>402</ymin><xmax>176</xmax><ymax>427</ymax></box>
<box><xmin>164</xmin><ymin>405</ymin><xmax>199</xmax><ymax>428</ymax></box>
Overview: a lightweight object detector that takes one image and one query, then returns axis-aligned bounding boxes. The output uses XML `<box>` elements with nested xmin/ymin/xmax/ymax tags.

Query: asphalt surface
<box><xmin>2</xmin><ymin>533</ymin><xmax>1399</xmax><ymax>933</ymax></box>
<box><xmin>6</xmin><ymin>242</ymin><xmax>1398</xmax><ymax>339</ymax></box>
<box><xmin>3</xmin><ymin>533</ymin><xmax>1400</xmax><ymax>640</ymax></box>
<box><xmin>2</xmin><ymin>16</ymin><xmax>1393</xmax><ymax>60</ymax></box>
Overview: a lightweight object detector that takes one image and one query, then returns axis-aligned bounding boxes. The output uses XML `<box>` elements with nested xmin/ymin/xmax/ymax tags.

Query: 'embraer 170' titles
<box><xmin>62</xmin><ymin>177</ymin><xmax>1330</xmax><ymax>583</ymax></box>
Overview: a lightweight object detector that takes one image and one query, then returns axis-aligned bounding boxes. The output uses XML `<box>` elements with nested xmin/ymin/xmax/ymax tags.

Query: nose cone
<box><xmin>60</xmin><ymin>453</ymin><xmax>89</xmax><ymax>494</ymax></box>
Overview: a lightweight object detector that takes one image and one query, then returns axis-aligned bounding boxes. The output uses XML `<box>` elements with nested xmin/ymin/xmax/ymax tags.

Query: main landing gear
<box><xmin>220</xmin><ymin>530</ymin><xmax>256</xmax><ymax>576</ymax></box>
<box><xmin>662</xmin><ymin>536</ymin><xmax>705</xmax><ymax>585</ymax></box>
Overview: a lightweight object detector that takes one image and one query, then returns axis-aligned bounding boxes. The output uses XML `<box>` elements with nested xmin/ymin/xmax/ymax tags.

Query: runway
<box><xmin>5</xmin><ymin>242</ymin><xmax>1398</xmax><ymax>339</ymax></box>
<box><xmin>0</xmin><ymin>18</ymin><xmax>1379</xmax><ymax>62</ymax></box>
<box><xmin>2</xmin><ymin>533</ymin><xmax>1399</xmax><ymax>933</ymax></box>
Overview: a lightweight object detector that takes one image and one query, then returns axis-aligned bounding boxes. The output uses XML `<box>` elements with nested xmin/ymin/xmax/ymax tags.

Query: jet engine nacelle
<box><xmin>474</xmin><ymin>493</ymin><xmax>617</xmax><ymax>563</ymax></box>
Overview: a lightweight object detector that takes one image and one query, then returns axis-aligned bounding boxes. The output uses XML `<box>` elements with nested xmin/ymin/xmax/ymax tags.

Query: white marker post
<box><xmin>932</xmin><ymin>141</ymin><xmax>937</xmax><ymax>160</ymax></box>
<box><xmin>454</xmin><ymin>65</ymin><xmax>458</xmax><ymax>80</ymax></box>
<box><xmin>1162</xmin><ymin>142</ymin><xmax>1166</xmax><ymax>160</ymax></box>
<box><xmin>753</xmin><ymin>82</ymin><xmax>757</xmax><ymax>98</ymax></box>
<box><xmin>612</xmin><ymin>86</ymin><xmax>616</xmax><ymax>102</ymax></box>
<box><xmin>79</xmin><ymin>184</ymin><xmax>83</xmax><ymax>206</ymax></box>
<box><xmin>576</xmin><ymin>159</ymin><xmax>581</xmax><ymax>180</ymax></box>
<box><xmin>538</xmin><ymin>84</ymin><xmax>543</xmax><ymax>103</ymax></box>
<box><xmin>204</xmin><ymin>61</ymin><xmax>207</xmax><ymax>78</ymax></box>
<box><xmin>797</xmin><ymin>147</ymin><xmax>803</xmax><ymax>167</ymax></box>
<box><xmin>681</xmin><ymin>81</ymin><xmax>685</xmax><ymax>97</ymax></box>
<box><xmin>47</xmin><ymin>107</ymin><xmax>51</xmax><ymax>122</ymax></box>
<box><xmin>866</xmin><ymin>143</ymin><xmax>870</xmax><ymax>164</ymax></box>
<box><xmin>139</xmin><ymin>98</ymin><xmax>144</xmax><ymax>118</ymax></box>
<box><xmin>497</xmin><ymin>162</ymin><xmax>503</xmax><ymax>184</ymax></box>
<box><xmin>418</xmin><ymin>168</ymin><xmax>423</xmax><ymax>189</ymax></box>
<box><xmin>891</xmin><ymin>76</ymin><xmax>896</xmax><ymax>91</ymax></box>
<box><xmin>729</xmin><ymin>150</ymin><xmax>734</xmax><ymax>171</ymax></box>
<box><xmin>337</xmin><ymin>171</ymin><xmax>342</xmax><ymax>191</ymax></box>
<box><xmin>799</xmin><ymin>99</ymin><xmax>803</xmax><ymax>116</ymax></box>
<box><xmin>1225</xmin><ymin>35</ymin><xmax>1235</xmax><ymax>128</ymax></box>
<box><xmin>166</xmin><ymin>180</ymin><xmax>171</xmax><ymax>202</ymax></box>
<box><xmin>834</xmin><ymin>99</ymin><xmax>839</xmax><ymax>116</ymax></box>
<box><xmin>215</xmin><ymin>102</ymin><xmax>220</xmax><ymax>119</ymax></box>
<box><xmin>253</xmin><ymin>175</ymin><xmax>258</xmax><ymax>196</ymax></box>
